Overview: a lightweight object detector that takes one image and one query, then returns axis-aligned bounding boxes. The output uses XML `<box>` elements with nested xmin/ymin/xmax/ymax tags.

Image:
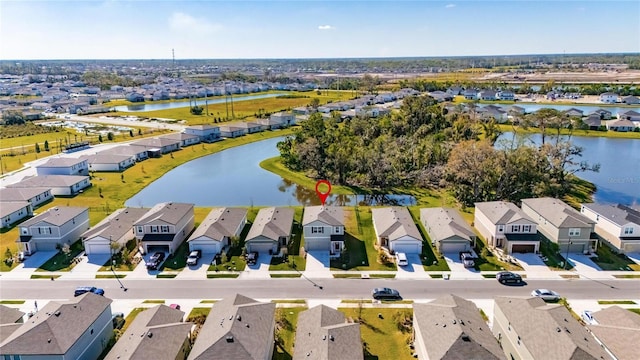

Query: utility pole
<box><xmin>225</xmin><ymin>84</ymin><xmax>229</xmax><ymax>120</ymax></box>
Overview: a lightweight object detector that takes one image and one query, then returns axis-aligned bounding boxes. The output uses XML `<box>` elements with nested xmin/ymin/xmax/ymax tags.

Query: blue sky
<box><xmin>1</xmin><ymin>0</ymin><xmax>638</xmax><ymax>60</ymax></box>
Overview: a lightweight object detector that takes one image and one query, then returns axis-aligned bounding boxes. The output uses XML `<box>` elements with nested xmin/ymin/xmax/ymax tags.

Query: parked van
<box><xmin>396</xmin><ymin>252</ymin><xmax>408</xmax><ymax>266</ymax></box>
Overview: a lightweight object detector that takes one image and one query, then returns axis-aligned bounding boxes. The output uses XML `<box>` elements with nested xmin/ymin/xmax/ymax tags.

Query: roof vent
<box><xmin>452</xmin><ymin>320</ymin><xmax>457</xmax><ymax>324</ymax></box>
<box><xmin>461</xmin><ymin>333</ymin><xmax>470</xmax><ymax>342</ymax></box>
<box><xmin>329</xmin><ymin>335</ymin><xmax>335</xmax><ymax>341</ymax></box>
<box><xmin>245</xmin><ymin>323</ymin><xmax>250</xmax><ymax>328</ymax></box>
<box><xmin>229</xmin><ymin>315</ymin><xmax>233</xmax><ymax>320</ymax></box>
<box><xmin>226</xmin><ymin>336</ymin><xmax>234</xmax><ymax>343</ymax></box>
<box><xmin>54</xmin><ymin>311</ymin><xmax>61</xmax><ymax>317</ymax></box>
<box><xmin>323</xmin><ymin>335</ymin><xmax>327</xmax><ymax>340</ymax></box>
<box><xmin>147</xmin><ymin>332</ymin><xmax>153</xmax><ymax>338</ymax></box>
<box><xmin>556</xmin><ymin>327</ymin><xmax>562</xmax><ymax>332</ymax></box>
<box><xmin>236</xmin><ymin>315</ymin><xmax>241</xmax><ymax>321</ymax></box>
<box><xmin>564</xmin><ymin>327</ymin><xmax>571</xmax><ymax>334</ymax></box>
<box><xmin>460</xmin><ymin>319</ymin><xmax>465</xmax><ymax>325</ymax></box>
<box><xmin>47</xmin><ymin>338</ymin><xmax>51</xmax><ymax>343</ymax></box>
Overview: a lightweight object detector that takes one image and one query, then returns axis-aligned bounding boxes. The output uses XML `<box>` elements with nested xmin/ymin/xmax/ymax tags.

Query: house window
<box><xmin>311</xmin><ymin>227</ymin><xmax>324</xmax><ymax>234</ymax></box>
<box><xmin>568</xmin><ymin>228</ymin><xmax>581</xmax><ymax>236</ymax></box>
<box><xmin>334</xmin><ymin>227</ymin><xmax>341</xmax><ymax>234</ymax></box>
<box><xmin>137</xmin><ymin>226</ymin><xmax>143</xmax><ymax>233</ymax></box>
<box><xmin>511</xmin><ymin>225</ymin><xmax>521</xmax><ymax>233</ymax></box>
<box><xmin>498</xmin><ymin>225</ymin><xmax>504</xmax><ymax>233</ymax></box>
<box><xmin>160</xmin><ymin>225</ymin><xmax>169</xmax><ymax>233</ymax></box>
<box><xmin>624</xmin><ymin>227</ymin><xmax>634</xmax><ymax>235</ymax></box>
<box><xmin>151</xmin><ymin>226</ymin><xmax>158</xmax><ymax>233</ymax></box>
<box><xmin>523</xmin><ymin>225</ymin><xmax>531</xmax><ymax>233</ymax></box>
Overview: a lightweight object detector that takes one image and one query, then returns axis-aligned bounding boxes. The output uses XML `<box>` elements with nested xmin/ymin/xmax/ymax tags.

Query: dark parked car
<box><xmin>459</xmin><ymin>251</ymin><xmax>475</xmax><ymax>268</ymax></box>
<box><xmin>74</xmin><ymin>286</ymin><xmax>105</xmax><ymax>297</ymax></box>
<box><xmin>186</xmin><ymin>250</ymin><xmax>202</xmax><ymax>266</ymax></box>
<box><xmin>372</xmin><ymin>287</ymin><xmax>401</xmax><ymax>300</ymax></box>
<box><xmin>496</xmin><ymin>271</ymin><xmax>523</xmax><ymax>284</ymax></box>
<box><xmin>247</xmin><ymin>252</ymin><xmax>259</xmax><ymax>265</ymax></box>
<box><xmin>146</xmin><ymin>251</ymin><xmax>165</xmax><ymax>270</ymax></box>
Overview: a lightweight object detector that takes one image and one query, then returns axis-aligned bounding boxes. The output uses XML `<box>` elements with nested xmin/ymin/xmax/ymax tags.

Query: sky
<box><xmin>1</xmin><ymin>0</ymin><xmax>639</xmax><ymax>60</ymax></box>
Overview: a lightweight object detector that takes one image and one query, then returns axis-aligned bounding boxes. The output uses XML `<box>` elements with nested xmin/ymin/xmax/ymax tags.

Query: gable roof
<box><xmin>494</xmin><ymin>297</ymin><xmax>610</xmax><ymax>360</ymax></box>
<box><xmin>474</xmin><ymin>201</ymin><xmax>535</xmax><ymax>225</ymax></box>
<box><xmin>188</xmin><ymin>207</ymin><xmax>248</xmax><ymax>242</ymax></box>
<box><xmin>0</xmin><ymin>293</ymin><xmax>112</xmax><ymax>355</ymax></box>
<box><xmin>246</xmin><ymin>207</ymin><xmax>294</xmax><ymax>242</ymax></box>
<box><xmin>0</xmin><ymin>305</ymin><xmax>25</xmax><ymax>324</ymax></box>
<box><xmin>134</xmin><ymin>202</ymin><xmax>194</xmax><ymax>226</ymax></box>
<box><xmin>20</xmin><ymin>206</ymin><xmax>87</xmax><ymax>227</ymax></box>
<box><xmin>101</xmin><ymin>145</ymin><xmax>149</xmax><ymax>157</ymax></box>
<box><xmin>82</xmin><ymin>207</ymin><xmax>149</xmax><ymax>241</ymax></box>
<box><xmin>587</xmin><ymin>306</ymin><xmax>640</xmax><ymax>360</ymax></box>
<box><xmin>37</xmin><ymin>157</ymin><xmax>86</xmax><ymax>168</ymax></box>
<box><xmin>81</xmin><ymin>153</ymin><xmax>133</xmax><ymax>165</ymax></box>
<box><xmin>130</xmin><ymin>137</ymin><xmax>181</xmax><ymax>148</ymax></box>
<box><xmin>0</xmin><ymin>201</ymin><xmax>30</xmax><ymax>217</ymax></box>
<box><xmin>581</xmin><ymin>203</ymin><xmax>640</xmax><ymax>227</ymax></box>
<box><xmin>7</xmin><ymin>175</ymin><xmax>89</xmax><ymax>188</ymax></box>
<box><xmin>293</xmin><ymin>305</ymin><xmax>363</xmax><ymax>360</ymax></box>
<box><xmin>302</xmin><ymin>206</ymin><xmax>344</xmax><ymax>227</ymax></box>
<box><xmin>371</xmin><ymin>207</ymin><xmax>421</xmax><ymax>242</ymax></box>
<box><xmin>188</xmin><ymin>294</ymin><xmax>275</xmax><ymax>360</ymax></box>
<box><xmin>421</xmin><ymin>207</ymin><xmax>476</xmax><ymax>243</ymax></box>
<box><xmin>0</xmin><ymin>187</ymin><xmax>51</xmax><ymax>202</ymax></box>
<box><xmin>522</xmin><ymin>197</ymin><xmax>594</xmax><ymax>228</ymax></box>
<box><xmin>414</xmin><ymin>295</ymin><xmax>505</xmax><ymax>360</ymax></box>
<box><xmin>104</xmin><ymin>305</ymin><xmax>192</xmax><ymax>360</ymax></box>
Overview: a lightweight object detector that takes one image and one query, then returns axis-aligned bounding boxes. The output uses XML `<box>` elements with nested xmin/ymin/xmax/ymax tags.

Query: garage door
<box><xmin>392</xmin><ymin>243</ymin><xmax>422</xmax><ymax>254</ymax></box>
<box><xmin>511</xmin><ymin>244</ymin><xmax>536</xmax><ymax>253</ymax></box>
<box><xmin>190</xmin><ymin>242</ymin><xmax>220</xmax><ymax>254</ymax></box>
<box><xmin>247</xmin><ymin>242</ymin><xmax>274</xmax><ymax>254</ymax></box>
<box><xmin>85</xmin><ymin>243</ymin><xmax>111</xmax><ymax>255</ymax></box>
<box><xmin>440</xmin><ymin>242</ymin><xmax>468</xmax><ymax>254</ymax></box>
<box><xmin>147</xmin><ymin>245</ymin><xmax>170</xmax><ymax>254</ymax></box>
<box><xmin>304</xmin><ymin>238</ymin><xmax>330</xmax><ymax>251</ymax></box>
<box><xmin>624</xmin><ymin>243</ymin><xmax>640</xmax><ymax>253</ymax></box>
<box><xmin>560</xmin><ymin>242</ymin><xmax>586</xmax><ymax>254</ymax></box>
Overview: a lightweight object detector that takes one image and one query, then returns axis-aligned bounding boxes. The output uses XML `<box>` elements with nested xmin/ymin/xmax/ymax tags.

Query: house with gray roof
<box><xmin>414</xmin><ymin>295</ymin><xmax>505</xmax><ymax>360</ymax></box>
<box><xmin>102</xmin><ymin>145</ymin><xmax>149</xmax><ymax>162</ymax></box>
<box><xmin>187</xmin><ymin>294</ymin><xmax>275</xmax><ymax>360</ymax></box>
<box><xmin>35</xmin><ymin>157</ymin><xmax>89</xmax><ymax>176</ymax></box>
<box><xmin>187</xmin><ymin>207</ymin><xmax>248</xmax><ymax>255</ymax></box>
<box><xmin>134</xmin><ymin>202</ymin><xmax>195</xmax><ymax>255</ymax></box>
<box><xmin>293</xmin><ymin>305</ymin><xmax>363</xmax><ymax>360</ymax></box>
<box><xmin>81</xmin><ymin>153</ymin><xmax>136</xmax><ymax>172</ymax></box>
<box><xmin>302</xmin><ymin>206</ymin><xmax>345</xmax><ymax>256</ymax></box>
<box><xmin>622</xmin><ymin>95</ymin><xmax>640</xmax><ymax>105</ymax></box>
<box><xmin>585</xmin><ymin>306</ymin><xmax>640</xmax><ymax>360</ymax></box>
<box><xmin>234</xmin><ymin>121</ymin><xmax>265</xmax><ymax>134</ymax></box>
<box><xmin>582</xmin><ymin>114</ymin><xmax>602</xmax><ymax>130</ymax></box>
<box><xmin>521</xmin><ymin>197</ymin><xmax>596</xmax><ymax>254</ymax></box>
<box><xmin>261</xmin><ymin>112</ymin><xmax>295</xmax><ymax>129</ymax></box>
<box><xmin>130</xmin><ymin>137</ymin><xmax>181</xmax><ymax>155</ymax></box>
<box><xmin>0</xmin><ymin>293</ymin><xmax>113</xmax><ymax>360</ymax></box>
<box><xmin>0</xmin><ymin>201</ymin><xmax>32</xmax><ymax>229</ymax></box>
<box><xmin>183</xmin><ymin>124</ymin><xmax>221</xmax><ymax>143</ymax></box>
<box><xmin>474</xmin><ymin>201</ymin><xmax>539</xmax><ymax>254</ymax></box>
<box><xmin>161</xmin><ymin>132</ymin><xmax>201</xmax><ymax>147</ymax></box>
<box><xmin>0</xmin><ymin>187</ymin><xmax>53</xmax><ymax>209</ymax></box>
<box><xmin>0</xmin><ymin>305</ymin><xmax>25</xmax><ymax>324</ymax></box>
<box><xmin>16</xmin><ymin>206</ymin><xmax>89</xmax><ymax>255</ymax></box>
<box><xmin>104</xmin><ymin>305</ymin><xmax>192</xmax><ymax>360</ymax></box>
<box><xmin>371</xmin><ymin>207</ymin><xmax>423</xmax><ymax>254</ymax></box>
<box><xmin>580</xmin><ymin>203</ymin><xmax>640</xmax><ymax>254</ymax></box>
<box><xmin>219</xmin><ymin>125</ymin><xmax>246</xmax><ymax>138</ymax></box>
<box><xmin>605</xmin><ymin>118</ymin><xmax>636</xmax><ymax>132</ymax></box>
<box><xmin>7</xmin><ymin>175</ymin><xmax>91</xmax><ymax>196</ymax></box>
<box><xmin>493</xmin><ymin>297</ymin><xmax>612</xmax><ymax>360</ymax></box>
<box><xmin>245</xmin><ymin>207</ymin><xmax>294</xmax><ymax>254</ymax></box>
<box><xmin>82</xmin><ymin>207</ymin><xmax>149</xmax><ymax>256</ymax></box>
<box><xmin>420</xmin><ymin>207</ymin><xmax>476</xmax><ymax>254</ymax></box>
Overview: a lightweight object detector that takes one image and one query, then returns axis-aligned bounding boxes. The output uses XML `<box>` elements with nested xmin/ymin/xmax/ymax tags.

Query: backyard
<box><xmin>273</xmin><ymin>307</ymin><xmax>306</xmax><ymax>360</ymax></box>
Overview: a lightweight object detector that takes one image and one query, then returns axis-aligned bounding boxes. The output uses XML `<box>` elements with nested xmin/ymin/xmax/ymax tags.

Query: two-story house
<box><xmin>580</xmin><ymin>203</ymin><xmax>640</xmax><ymax>254</ymax></box>
<box><xmin>82</xmin><ymin>207</ymin><xmax>149</xmax><ymax>256</ymax></box>
<box><xmin>474</xmin><ymin>201</ymin><xmax>539</xmax><ymax>254</ymax></box>
<box><xmin>599</xmin><ymin>92</ymin><xmax>618</xmax><ymax>104</ymax></box>
<box><xmin>161</xmin><ymin>132</ymin><xmax>201</xmax><ymax>147</ymax></box>
<box><xmin>187</xmin><ymin>207</ymin><xmax>247</xmax><ymax>255</ymax></box>
<box><xmin>16</xmin><ymin>206</ymin><xmax>89</xmax><ymax>255</ymax></box>
<box><xmin>35</xmin><ymin>157</ymin><xmax>89</xmax><ymax>176</ymax></box>
<box><xmin>302</xmin><ymin>206</ymin><xmax>345</xmax><ymax>257</ymax></box>
<box><xmin>245</xmin><ymin>207</ymin><xmax>294</xmax><ymax>254</ymax></box>
<box><xmin>371</xmin><ymin>207</ymin><xmax>423</xmax><ymax>254</ymax></box>
<box><xmin>134</xmin><ymin>202</ymin><xmax>195</xmax><ymax>255</ymax></box>
<box><xmin>521</xmin><ymin>197</ymin><xmax>596</xmax><ymax>254</ymax></box>
<box><xmin>420</xmin><ymin>207</ymin><xmax>476</xmax><ymax>254</ymax></box>
<box><xmin>183</xmin><ymin>124</ymin><xmax>222</xmax><ymax>143</ymax></box>
<box><xmin>585</xmin><ymin>306</ymin><xmax>639</xmax><ymax>360</ymax></box>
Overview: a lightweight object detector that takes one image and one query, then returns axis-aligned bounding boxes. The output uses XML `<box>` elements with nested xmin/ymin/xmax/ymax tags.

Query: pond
<box><xmin>125</xmin><ymin>137</ymin><xmax>416</xmax><ymax>207</ymax></box>
<box><xmin>112</xmin><ymin>93</ymin><xmax>282</xmax><ymax>112</ymax></box>
<box><xmin>500</xmin><ymin>103</ymin><xmax>639</xmax><ymax>115</ymax></box>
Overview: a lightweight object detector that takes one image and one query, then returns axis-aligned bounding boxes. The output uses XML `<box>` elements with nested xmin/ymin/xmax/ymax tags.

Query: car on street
<box><xmin>186</xmin><ymin>250</ymin><xmax>202</xmax><ymax>266</ymax></box>
<box><xmin>74</xmin><ymin>286</ymin><xmax>105</xmax><ymax>297</ymax></box>
<box><xmin>247</xmin><ymin>252</ymin><xmax>259</xmax><ymax>265</ymax></box>
<box><xmin>496</xmin><ymin>271</ymin><xmax>523</xmax><ymax>285</ymax></box>
<box><xmin>146</xmin><ymin>251</ymin><xmax>165</xmax><ymax>270</ymax></box>
<box><xmin>372</xmin><ymin>287</ymin><xmax>401</xmax><ymax>300</ymax></box>
<box><xmin>531</xmin><ymin>289</ymin><xmax>560</xmax><ymax>302</ymax></box>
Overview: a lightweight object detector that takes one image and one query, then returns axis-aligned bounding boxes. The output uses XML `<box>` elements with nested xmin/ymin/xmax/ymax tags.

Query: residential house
<box><xmin>429</xmin><ymin>91</ymin><xmax>454</xmax><ymax>102</ymax></box>
<box><xmin>479</xmin><ymin>106</ymin><xmax>508</xmax><ymax>123</ymax></box>
<box><xmin>7</xmin><ymin>175</ymin><xmax>91</xmax><ymax>196</ymax></box>
<box><xmin>563</xmin><ymin>108</ymin><xmax>584</xmax><ymax>118</ymax></box>
<box><xmin>474</xmin><ymin>201</ymin><xmax>539</xmax><ymax>254</ymax></box>
<box><xmin>492</xmin><ymin>297</ymin><xmax>612</xmax><ymax>360</ymax></box>
<box><xmin>420</xmin><ymin>207</ymin><xmax>476</xmax><ymax>254</ymax></box>
<box><xmin>582</xmin><ymin>114</ymin><xmax>602</xmax><ymax>130</ymax></box>
<box><xmin>591</xmin><ymin>108</ymin><xmax>612</xmax><ymax>120</ymax></box>
<box><xmin>617</xmin><ymin>109</ymin><xmax>640</xmax><ymax>121</ymax></box>
<box><xmin>245</xmin><ymin>207</ymin><xmax>294</xmax><ymax>254</ymax></box>
<box><xmin>585</xmin><ymin>306</ymin><xmax>640</xmax><ymax>360</ymax></box>
<box><xmin>413</xmin><ymin>295</ymin><xmax>505</xmax><ymax>360</ymax></box>
<box><xmin>622</xmin><ymin>95</ymin><xmax>640</xmax><ymax>105</ymax></box>
<box><xmin>479</xmin><ymin>90</ymin><xmax>498</xmax><ymax>101</ymax></box>
<box><xmin>187</xmin><ymin>207</ymin><xmax>248</xmax><ymax>254</ymax></box>
<box><xmin>0</xmin><ymin>201</ymin><xmax>33</xmax><ymax>229</ymax></box>
<box><xmin>82</xmin><ymin>207</ymin><xmax>149</xmax><ymax>256</ymax></box>
<box><xmin>371</xmin><ymin>207</ymin><xmax>423</xmax><ymax>254</ymax></box>
<box><xmin>302</xmin><ymin>206</ymin><xmax>345</xmax><ymax>257</ymax></box>
<box><xmin>521</xmin><ymin>197</ymin><xmax>597</xmax><ymax>254</ymax></box>
<box><xmin>234</xmin><ymin>121</ymin><xmax>265</xmax><ymax>134</ymax></box>
<box><xmin>130</xmin><ymin>137</ymin><xmax>181</xmax><ymax>155</ymax></box>
<box><xmin>104</xmin><ymin>305</ymin><xmax>193</xmax><ymax>360</ymax></box>
<box><xmin>16</xmin><ymin>206</ymin><xmax>89</xmax><ymax>255</ymax></box>
<box><xmin>161</xmin><ymin>132</ymin><xmax>201</xmax><ymax>147</ymax></box>
<box><xmin>446</xmin><ymin>86</ymin><xmax>463</xmax><ymax>96</ymax></box>
<box><xmin>606</xmin><ymin>119</ymin><xmax>636</xmax><ymax>132</ymax></box>
<box><xmin>36</xmin><ymin>157</ymin><xmax>89</xmax><ymax>176</ymax></box>
<box><xmin>183</xmin><ymin>124</ymin><xmax>221</xmax><ymax>143</ymax></box>
<box><xmin>292</xmin><ymin>305</ymin><xmax>363</xmax><ymax>360</ymax></box>
<box><xmin>599</xmin><ymin>92</ymin><xmax>619</xmax><ymax>104</ymax></box>
<box><xmin>102</xmin><ymin>145</ymin><xmax>149</xmax><ymax>162</ymax></box>
<box><xmin>0</xmin><ymin>187</ymin><xmax>53</xmax><ymax>209</ymax></box>
<box><xmin>134</xmin><ymin>202</ymin><xmax>195</xmax><ymax>255</ymax></box>
<box><xmin>256</xmin><ymin>117</ymin><xmax>287</xmax><ymax>130</ymax></box>
<box><xmin>126</xmin><ymin>92</ymin><xmax>145</xmax><ymax>102</ymax></box>
<box><xmin>82</xmin><ymin>153</ymin><xmax>135</xmax><ymax>172</ymax></box>
<box><xmin>462</xmin><ymin>89</ymin><xmax>479</xmax><ymax>100</ymax></box>
<box><xmin>219</xmin><ymin>125</ymin><xmax>246</xmax><ymax>138</ymax></box>
<box><xmin>580</xmin><ymin>203</ymin><xmax>640</xmax><ymax>254</ymax></box>
<box><xmin>507</xmin><ymin>105</ymin><xmax>526</xmax><ymax>116</ymax></box>
<box><xmin>0</xmin><ymin>304</ymin><xmax>25</xmax><ymax>325</ymax></box>
<box><xmin>497</xmin><ymin>90</ymin><xmax>515</xmax><ymax>101</ymax></box>
<box><xmin>0</xmin><ymin>293</ymin><xmax>113</xmax><ymax>360</ymax></box>
<box><xmin>187</xmin><ymin>294</ymin><xmax>275</xmax><ymax>360</ymax></box>
<box><xmin>268</xmin><ymin>112</ymin><xmax>296</xmax><ymax>127</ymax></box>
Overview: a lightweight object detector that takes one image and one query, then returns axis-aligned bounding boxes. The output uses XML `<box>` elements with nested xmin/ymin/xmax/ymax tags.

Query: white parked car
<box><xmin>531</xmin><ymin>289</ymin><xmax>560</xmax><ymax>302</ymax></box>
<box><xmin>581</xmin><ymin>310</ymin><xmax>598</xmax><ymax>325</ymax></box>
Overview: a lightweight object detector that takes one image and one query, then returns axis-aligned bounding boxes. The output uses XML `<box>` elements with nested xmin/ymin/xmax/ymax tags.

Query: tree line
<box><xmin>277</xmin><ymin>95</ymin><xmax>599</xmax><ymax>206</ymax></box>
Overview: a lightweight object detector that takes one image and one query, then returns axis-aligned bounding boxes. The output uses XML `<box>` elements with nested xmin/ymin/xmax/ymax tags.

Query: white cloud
<box><xmin>169</xmin><ymin>12</ymin><xmax>221</xmax><ymax>34</ymax></box>
<box><xmin>318</xmin><ymin>25</ymin><xmax>335</xmax><ymax>30</ymax></box>
<box><xmin>445</xmin><ymin>4</ymin><xmax>456</xmax><ymax>8</ymax></box>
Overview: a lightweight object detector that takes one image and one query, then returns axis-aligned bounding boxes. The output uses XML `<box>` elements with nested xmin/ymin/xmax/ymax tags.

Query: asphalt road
<box><xmin>1</xmin><ymin>278</ymin><xmax>636</xmax><ymax>300</ymax></box>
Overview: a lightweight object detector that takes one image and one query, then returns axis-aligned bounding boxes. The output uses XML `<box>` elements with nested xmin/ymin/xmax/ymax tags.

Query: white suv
<box><xmin>396</xmin><ymin>252</ymin><xmax>408</xmax><ymax>266</ymax></box>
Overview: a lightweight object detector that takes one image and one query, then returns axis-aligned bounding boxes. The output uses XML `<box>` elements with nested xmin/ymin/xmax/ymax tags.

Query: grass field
<box><xmin>273</xmin><ymin>307</ymin><xmax>306</xmax><ymax>360</ymax></box>
<box><xmin>496</xmin><ymin>124</ymin><xmax>640</xmax><ymax>139</ymax></box>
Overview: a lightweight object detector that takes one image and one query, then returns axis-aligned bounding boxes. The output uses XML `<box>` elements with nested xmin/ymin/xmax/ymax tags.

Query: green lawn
<box><xmin>31</xmin><ymin>274</ymin><xmax>61</xmax><ymax>279</ymax></box>
<box><xmin>407</xmin><ymin>207</ymin><xmax>450</xmax><ymax>271</ymax></box>
<box><xmin>273</xmin><ymin>307</ymin><xmax>306</xmax><ymax>360</ymax></box>
<box><xmin>590</xmin><ymin>245</ymin><xmax>639</xmax><ymax>271</ymax></box>
<box><xmin>270</xmin><ymin>273</ymin><xmax>302</xmax><ymax>278</ymax></box>
<box><xmin>497</xmin><ymin>124</ymin><xmax>640</xmax><ymax>140</ymax></box>
<box><xmin>95</xmin><ymin>274</ymin><xmax>127</xmax><ymax>279</ymax></box>
<box><xmin>120</xmin><ymin>307</ymin><xmax>145</xmax><ymax>334</ymax></box>
<box><xmin>0</xmin><ymin>300</ymin><xmax>25</xmax><ymax>304</ymax></box>
<box><xmin>339</xmin><ymin>308</ymin><xmax>415</xmax><ymax>360</ymax></box>
<box><xmin>628</xmin><ymin>309</ymin><xmax>640</xmax><ymax>315</ymax></box>
<box><xmin>207</xmin><ymin>273</ymin><xmax>239</xmax><ymax>278</ymax></box>
<box><xmin>271</xmin><ymin>207</ymin><xmax>306</xmax><ymax>271</ymax></box>
<box><xmin>160</xmin><ymin>241</ymin><xmax>190</xmax><ymax>271</ymax></box>
<box><xmin>35</xmin><ymin>241</ymin><xmax>84</xmax><ymax>272</ymax></box>
<box><xmin>597</xmin><ymin>300</ymin><xmax>637</xmax><ymax>305</ymax></box>
<box><xmin>271</xmin><ymin>299</ymin><xmax>307</xmax><ymax>304</ymax></box>
<box><xmin>142</xmin><ymin>300</ymin><xmax>165</xmax><ymax>304</ymax></box>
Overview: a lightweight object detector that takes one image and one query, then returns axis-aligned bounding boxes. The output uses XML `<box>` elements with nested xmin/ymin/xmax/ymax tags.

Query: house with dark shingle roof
<box><xmin>521</xmin><ymin>197</ymin><xmax>596</xmax><ymax>254</ymax></box>
<box><xmin>0</xmin><ymin>293</ymin><xmax>113</xmax><ymax>360</ymax></box>
<box><xmin>580</xmin><ymin>203</ymin><xmax>640</xmax><ymax>254</ymax></box>
<box><xmin>16</xmin><ymin>206</ymin><xmax>89</xmax><ymax>255</ymax></box>
<box><xmin>187</xmin><ymin>207</ymin><xmax>247</xmax><ymax>255</ymax></box>
<box><xmin>474</xmin><ymin>201</ymin><xmax>539</xmax><ymax>254</ymax></box>
<box><xmin>82</xmin><ymin>207</ymin><xmax>149</xmax><ymax>256</ymax></box>
<box><xmin>371</xmin><ymin>207</ymin><xmax>423</xmax><ymax>254</ymax></box>
<box><xmin>413</xmin><ymin>295</ymin><xmax>505</xmax><ymax>360</ymax></box>
<box><xmin>493</xmin><ymin>297</ymin><xmax>612</xmax><ymax>360</ymax></box>
<box><xmin>0</xmin><ymin>201</ymin><xmax>32</xmax><ymax>229</ymax></box>
<box><xmin>585</xmin><ymin>306</ymin><xmax>640</xmax><ymax>360</ymax></box>
<box><xmin>0</xmin><ymin>305</ymin><xmax>25</xmax><ymax>324</ymax></box>
<box><xmin>7</xmin><ymin>175</ymin><xmax>91</xmax><ymax>196</ymax></box>
<box><xmin>134</xmin><ymin>202</ymin><xmax>195</xmax><ymax>255</ymax></box>
<box><xmin>302</xmin><ymin>206</ymin><xmax>345</xmax><ymax>256</ymax></box>
<box><xmin>104</xmin><ymin>305</ymin><xmax>192</xmax><ymax>360</ymax></box>
<box><xmin>293</xmin><ymin>305</ymin><xmax>363</xmax><ymax>360</ymax></box>
<box><xmin>187</xmin><ymin>294</ymin><xmax>275</xmax><ymax>360</ymax></box>
<box><xmin>245</xmin><ymin>207</ymin><xmax>294</xmax><ymax>254</ymax></box>
<box><xmin>0</xmin><ymin>187</ymin><xmax>53</xmax><ymax>209</ymax></box>
<box><xmin>421</xmin><ymin>207</ymin><xmax>476</xmax><ymax>254</ymax></box>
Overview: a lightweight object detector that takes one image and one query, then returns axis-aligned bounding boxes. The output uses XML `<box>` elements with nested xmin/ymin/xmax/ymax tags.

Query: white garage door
<box><xmin>248</xmin><ymin>242</ymin><xmax>274</xmax><ymax>254</ymax></box>
<box><xmin>440</xmin><ymin>242</ymin><xmax>468</xmax><ymax>254</ymax></box>
<box><xmin>392</xmin><ymin>242</ymin><xmax>422</xmax><ymax>254</ymax></box>
<box><xmin>84</xmin><ymin>243</ymin><xmax>111</xmax><ymax>255</ymax></box>
<box><xmin>189</xmin><ymin>242</ymin><xmax>220</xmax><ymax>254</ymax></box>
<box><xmin>304</xmin><ymin>238</ymin><xmax>330</xmax><ymax>251</ymax></box>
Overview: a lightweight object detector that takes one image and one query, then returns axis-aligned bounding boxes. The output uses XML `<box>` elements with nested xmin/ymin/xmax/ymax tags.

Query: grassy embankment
<box><xmin>496</xmin><ymin>124</ymin><xmax>640</xmax><ymax>140</ymax></box>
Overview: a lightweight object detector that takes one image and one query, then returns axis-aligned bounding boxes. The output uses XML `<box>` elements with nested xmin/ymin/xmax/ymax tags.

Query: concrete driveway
<box><xmin>626</xmin><ymin>252</ymin><xmax>640</xmax><ymax>265</ymax></box>
<box><xmin>126</xmin><ymin>253</ymin><xmax>166</xmax><ymax>279</ymax></box>
<box><xmin>442</xmin><ymin>253</ymin><xmax>483</xmax><ymax>279</ymax></box>
<box><xmin>511</xmin><ymin>253</ymin><xmax>559</xmax><ymax>279</ymax></box>
<box><xmin>395</xmin><ymin>253</ymin><xmax>427</xmax><ymax>279</ymax></box>
<box><xmin>176</xmin><ymin>253</ymin><xmax>216</xmax><ymax>279</ymax></box>
<box><xmin>239</xmin><ymin>254</ymin><xmax>271</xmax><ymax>279</ymax></box>
<box><xmin>0</xmin><ymin>251</ymin><xmax>56</xmax><ymax>280</ymax></box>
<box><xmin>303</xmin><ymin>251</ymin><xmax>332</xmax><ymax>279</ymax></box>
<box><xmin>60</xmin><ymin>254</ymin><xmax>111</xmax><ymax>280</ymax></box>
<box><xmin>568</xmin><ymin>254</ymin><xmax>602</xmax><ymax>274</ymax></box>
